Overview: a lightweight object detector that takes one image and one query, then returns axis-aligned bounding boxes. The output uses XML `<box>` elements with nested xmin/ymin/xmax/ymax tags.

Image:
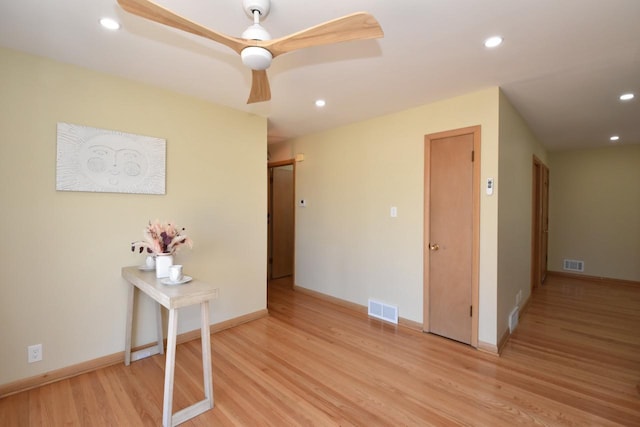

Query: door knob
<box><xmin>429</xmin><ymin>243</ymin><xmax>440</xmax><ymax>251</ymax></box>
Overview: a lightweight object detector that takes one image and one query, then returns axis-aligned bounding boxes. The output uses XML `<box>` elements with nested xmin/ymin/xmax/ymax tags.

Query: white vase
<box><xmin>145</xmin><ymin>255</ymin><xmax>156</xmax><ymax>269</ymax></box>
<box><xmin>155</xmin><ymin>253</ymin><xmax>174</xmax><ymax>278</ymax></box>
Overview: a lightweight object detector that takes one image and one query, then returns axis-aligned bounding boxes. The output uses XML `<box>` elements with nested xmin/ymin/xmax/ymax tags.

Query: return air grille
<box><xmin>368</xmin><ymin>299</ymin><xmax>398</xmax><ymax>324</ymax></box>
<box><xmin>508</xmin><ymin>306</ymin><xmax>519</xmax><ymax>333</ymax></box>
<box><xmin>563</xmin><ymin>259</ymin><xmax>584</xmax><ymax>272</ymax></box>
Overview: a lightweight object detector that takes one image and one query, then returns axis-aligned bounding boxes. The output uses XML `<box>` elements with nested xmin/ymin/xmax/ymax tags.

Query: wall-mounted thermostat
<box><xmin>486</xmin><ymin>178</ymin><xmax>495</xmax><ymax>195</ymax></box>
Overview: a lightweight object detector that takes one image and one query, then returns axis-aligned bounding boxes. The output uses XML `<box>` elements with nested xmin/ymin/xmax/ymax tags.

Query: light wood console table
<box><xmin>122</xmin><ymin>266</ymin><xmax>218</xmax><ymax>426</ymax></box>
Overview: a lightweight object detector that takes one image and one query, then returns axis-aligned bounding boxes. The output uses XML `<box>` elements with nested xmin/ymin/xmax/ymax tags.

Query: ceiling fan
<box><xmin>117</xmin><ymin>0</ymin><xmax>384</xmax><ymax>104</ymax></box>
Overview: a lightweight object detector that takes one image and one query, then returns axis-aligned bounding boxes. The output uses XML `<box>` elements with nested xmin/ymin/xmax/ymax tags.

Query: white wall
<box><xmin>290</xmin><ymin>88</ymin><xmax>501</xmax><ymax>345</ymax></box>
<box><xmin>548</xmin><ymin>145</ymin><xmax>640</xmax><ymax>281</ymax></box>
<box><xmin>497</xmin><ymin>91</ymin><xmax>548</xmax><ymax>338</ymax></box>
<box><xmin>0</xmin><ymin>48</ymin><xmax>267</xmax><ymax>385</ymax></box>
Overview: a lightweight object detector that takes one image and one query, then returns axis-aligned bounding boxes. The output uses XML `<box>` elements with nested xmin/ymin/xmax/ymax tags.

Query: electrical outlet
<box><xmin>28</xmin><ymin>344</ymin><xmax>42</xmax><ymax>363</ymax></box>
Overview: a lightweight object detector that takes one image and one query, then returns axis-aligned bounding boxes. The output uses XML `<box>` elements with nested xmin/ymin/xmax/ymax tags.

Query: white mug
<box><xmin>169</xmin><ymin>264</ymin><xmax>183</xmax><ymax>282</ymax></box>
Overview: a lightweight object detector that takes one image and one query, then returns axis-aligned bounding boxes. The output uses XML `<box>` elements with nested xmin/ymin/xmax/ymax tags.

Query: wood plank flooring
<box><xmin>1</xmin><ymin>275</ymin><xmax>638</xmax><ymax>426</ymax></box>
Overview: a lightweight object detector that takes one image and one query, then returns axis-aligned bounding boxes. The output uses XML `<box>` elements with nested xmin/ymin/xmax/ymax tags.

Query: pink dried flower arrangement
<box><xmin>131</xmin><ymin>219</ymin><xmax>193</xmax><ymax>255</ymax></box>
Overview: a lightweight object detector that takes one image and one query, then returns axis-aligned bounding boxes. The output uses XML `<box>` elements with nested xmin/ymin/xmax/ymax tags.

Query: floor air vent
<box><xmin>563</xmin><ymin>259</ymin><xmax>584</xmax><ymax>272</ymax></box>
<box><xmin>368</xmin><ymin>299</ymin><xmax>398</xmax><ymax>324</ymax></box>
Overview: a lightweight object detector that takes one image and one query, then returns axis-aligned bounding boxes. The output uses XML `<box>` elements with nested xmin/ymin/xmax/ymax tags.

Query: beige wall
<box><xmin>290</xmin><ymin>88</ymin><xmax>501</xmax><ymax>345</ymax></box>
<box><xmin>497</xmin><ymin>91</ymin><xmax>548</xmax><ymax>338</ymax></box>
<box><xmin>0</xmin><ymin>48</ymin><xmax>267</xmax><ymax>385</ymax></box>
<box><xmin>548</xmin><ymin>145</ymin><xmax>640</xmax><ymax>281</ymax></box>
<box><xmin>268</xmin><ymin>141</ymin><xmax>294</xmax><ymax>162</ymax></box>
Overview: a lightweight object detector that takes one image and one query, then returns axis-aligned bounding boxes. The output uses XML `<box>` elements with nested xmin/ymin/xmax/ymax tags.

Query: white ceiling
<box><xmin>1</xmin><ymin>0</ymin><xmax>638</xmax><ymax>151</ymax></box>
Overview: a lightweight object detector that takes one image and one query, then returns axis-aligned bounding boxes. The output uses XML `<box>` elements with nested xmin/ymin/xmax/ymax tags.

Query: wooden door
<box><xmin>531</xmin><ymin>157</ymin><xmax>549</xmax><ymax>289</ymax></box>
<box><xmin>268</xmin><ymin>163</ymin><xmax>295</xmax><ymax>279</ymax></box>
<box><xmin>424</xmin><ymin>127</ymin><xmax>480</xmax><ymax>346</ymax></box>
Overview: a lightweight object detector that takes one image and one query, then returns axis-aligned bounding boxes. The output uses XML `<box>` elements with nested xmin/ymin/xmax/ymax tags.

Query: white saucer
<box><xmin>138</xmin><ymin>265</ymin><xmax>155</xmax><ymax>271</ymax></box>
<box><xmin>161</xmin><ymin>275</ymin><xmax>192</xmax><ymax>285</ymax></box>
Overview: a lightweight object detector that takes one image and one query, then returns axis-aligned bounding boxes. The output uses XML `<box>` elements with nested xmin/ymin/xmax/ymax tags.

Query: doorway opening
<box><xmin>268</xmin><ymin>160</ymin><xmax>295</xmax><ymax>284</ymax></box>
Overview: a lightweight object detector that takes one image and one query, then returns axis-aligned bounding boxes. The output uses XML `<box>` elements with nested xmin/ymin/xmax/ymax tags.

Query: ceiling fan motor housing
<box><xmin>243</xmin><ymin>0</ymin><xmax>270</xmax><ymax>18</ymax></box>
<box><xmin>241</xmin><ymin>23</ymin><xmax>271</xmax><ymax>41</ymax></box>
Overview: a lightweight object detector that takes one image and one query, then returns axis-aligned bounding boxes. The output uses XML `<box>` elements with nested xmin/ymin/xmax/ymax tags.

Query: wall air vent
<box><xmin>508</xmin><ymin>306</ymin><xmax>519</xmax><ymax>333</ymax></box>
<box><xmin>563</xmin><ymin>259</ymin><xmax>585</xmax><ymax>272</ymax></box>
<box><xmin>368</xmin><ymin>299</ymin><xmax>398</xmax><ymax>324</ymax></box>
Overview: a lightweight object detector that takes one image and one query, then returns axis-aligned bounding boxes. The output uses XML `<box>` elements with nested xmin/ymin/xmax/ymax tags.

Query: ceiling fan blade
<box><xmin>262</xmin><ymin>12</ymin><xmax>383</xmax><ymax>58</ymax></box>
<box><xmin>247</xmin><ymin>70</ymin><xmax>271</xmax><ymax>104</ymax></box>
<box><xmin>117</xmin><ymin>0</ymin><xmax>249</xmax><ymax>54</ymax></box>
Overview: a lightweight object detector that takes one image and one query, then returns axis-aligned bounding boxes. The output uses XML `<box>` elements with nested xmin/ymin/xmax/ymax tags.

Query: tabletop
<box><xmin>122</xmin><ymin>266</ymin><xmax>219</xmax><ymax>310</ymax></box>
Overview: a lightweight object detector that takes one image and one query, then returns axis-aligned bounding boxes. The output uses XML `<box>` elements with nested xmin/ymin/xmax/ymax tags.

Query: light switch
<box><xmin>390</xmin><ymin>206</ymin><xmax>398</xmax><ymax>217</ymax></box>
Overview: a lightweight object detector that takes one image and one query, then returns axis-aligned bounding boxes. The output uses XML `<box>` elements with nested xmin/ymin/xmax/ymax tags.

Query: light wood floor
<box><xmin>1</xmin><ymin>275</ymin><xmax>639</xmax><ymax>426</ymax></box>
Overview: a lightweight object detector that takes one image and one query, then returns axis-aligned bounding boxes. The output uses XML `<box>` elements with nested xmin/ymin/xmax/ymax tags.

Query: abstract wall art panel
<box><xmin>56</xmin><ymin>123</ymin><xmax>166</xmax><ymax>194</ymax></box>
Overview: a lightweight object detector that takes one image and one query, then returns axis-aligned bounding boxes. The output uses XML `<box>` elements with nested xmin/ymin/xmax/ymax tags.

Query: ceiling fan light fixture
<box><xmin>241</xmin><ymin>46</ymin><xmax>273</xmax><ymax>70</ymax></box>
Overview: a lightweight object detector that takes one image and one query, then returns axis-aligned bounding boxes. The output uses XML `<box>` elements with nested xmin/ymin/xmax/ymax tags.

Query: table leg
<box><xmin>163</xmin><ymin>308</ymin><xmax>179</xmax><ymax>427</ymax></box>
<box><xmin>124</xmin><ymin>284</ymin><xmax>135</xmax><ymax>366</ymax></box>
<box><xmin>200</xmin><ymin>301</ymin><xmax>213</xmax><ymax>407</ymax></box>
<box><xmin>162</xmin><ymin>302</ymin><xmax>215</xmax><ymax>426</ymax></box>
<box><xmin>156</xmin><ymin>302</ymin><xmax>165</xmax><ymax>355</ymax></box>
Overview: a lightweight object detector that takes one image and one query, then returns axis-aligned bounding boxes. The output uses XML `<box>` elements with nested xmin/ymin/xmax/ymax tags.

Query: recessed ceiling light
<box><xmin>484</xmin><ymin>36</ymin><xmax>503</xmax><ymax>48</ymax></box>
<box><xmin>619</xmin><ymin>93</ymin><xmax>634</xmax><ymax>101</ymax></box>
<box><xmin>315</xmin><ymin>99</ymin><xmax>326</xmax><ymax>107</ymax></box>
<box><xmin>100</xmin><ymin>18</ymin><xmax>121</xmax><ymax>31</ymax></box>
<box><xmin>610</xmin><ymin>135</ymin><xmax>620</xmax><ymax>142</ymax></box>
